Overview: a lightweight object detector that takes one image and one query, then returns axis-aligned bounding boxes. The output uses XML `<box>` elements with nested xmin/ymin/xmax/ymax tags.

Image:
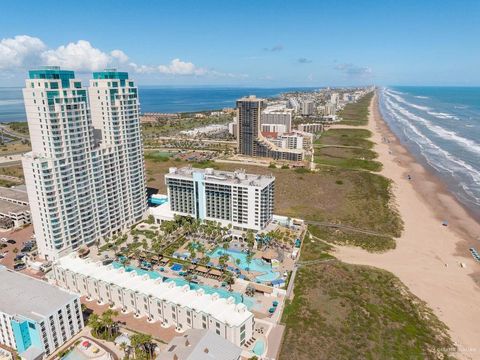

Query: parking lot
<box><xmin>0</xmin><ymin>225</ymin><xmax>43</xmax><ymax>278</ymax></box>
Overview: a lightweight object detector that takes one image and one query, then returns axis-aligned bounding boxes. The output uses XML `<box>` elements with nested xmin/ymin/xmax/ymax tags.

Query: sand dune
<box><xmin>334</xmin><ymin>93</ymin><xmax>480</xmax><ymax>359</ymax></box>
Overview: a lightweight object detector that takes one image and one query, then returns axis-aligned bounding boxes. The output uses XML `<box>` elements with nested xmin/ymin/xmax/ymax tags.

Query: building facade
<box><xmin>261</xmin><ymin>108</ymin><xmax>292</xmax><ymax>132</ymax></box>
<box><xmin>166</xmin><ymin>167</ymin><xmax>274</xmax><ymax>232</ymax></box>
<box><xmin>300</xmin><ymin>100</ymin><xmax>315</xmax><ymax>116</ymax></box>
<box><xmin>22</xmin><ymin>67</ymin><xmax>147</xmax><ymax>260</ymax></box>
<box><xmin>298</xmin><ymin>123</ymin><xmax>323</xmax><ymax>134</ymax></box>
<box><xmin>0</xmin><ymin>265</ymin><xmax>83</xmax><ymax>359</ymax></box>
<box><xmin>53</xmin><ymin>254</ymin><xmax>254</xmax><ymax>347</ymax></box>
<box><xmin>237</xmin><ymin>96</ymin><xmax>304</xmax><ymax>161</ymax></box>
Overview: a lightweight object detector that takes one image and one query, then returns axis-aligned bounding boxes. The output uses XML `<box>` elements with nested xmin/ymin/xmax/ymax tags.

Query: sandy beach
<box><xmin>334</xmin><ymin>92</ymin><xmax>480</xmax><ymax>359</ymax></box>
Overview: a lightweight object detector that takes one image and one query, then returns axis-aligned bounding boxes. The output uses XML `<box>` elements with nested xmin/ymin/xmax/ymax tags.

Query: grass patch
<box><xmin>0</xmin><ymin>165</ymin><xmax>24</xmax><ymax>179</ymax></box>
<box><xmin>338</xmin><ymin>92</ymin><xmax>374</xmax><ymax>126</ymax></box>
<box><xmin>280</xmin><ymin>259</ymin><xmax>455</xmax><ymax>360</ymax></box>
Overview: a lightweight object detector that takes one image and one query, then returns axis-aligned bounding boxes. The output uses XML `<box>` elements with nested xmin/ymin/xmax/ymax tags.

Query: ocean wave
<box><xmin>381</xmin><ymin>92</ymin><xmax>480</xmax><ymax>207</ymax></box>
<box><xmin>0</xmin><ymin>99</ymin><xmax>23</xmax><ymax>106</ymax></box>
<box><xmin>426</xmin><ymin>111</ymin><xmax>459</xmax><ymax>120</ymax></box>
<box><xmin>384</xmin><ymin>96</ymin><xmax>480</xmax><ymax>156</ymax></box>
<box><xmin>384</xmin><ymin>90</ymin><xmax>431</xmax><ymax>111</ymax></box>
<box><xmin>414</xmin><ymin>96</ymin><xmax>429</xmax><ymax>99</ymax></box>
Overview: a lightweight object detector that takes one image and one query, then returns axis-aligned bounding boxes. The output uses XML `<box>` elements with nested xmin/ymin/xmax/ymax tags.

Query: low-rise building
<box><xmin>53</xmin><ymin>254</ymin><xmax>254</xmax><ymax>347</ymax></box>
<box><xmin>298</xmin><ymin>123</ymin><xmax>323</xmax><ymax>134</ymax></box>
<box><xmin>166</xmin><ymin>167</ymin><xmax>274</xmax><ymax>232</ymax></box>
<box><xmin>157</xmin><ymin>329</ymin><xmax>242</xmax><ymax>360</ymax></box>
<box><xmin>0</xmin><ymin>187</ymin><xmax>30</xmax><ymax>229</ymax></box>
<box><xmin>0</xmin><ymin>265</ymin><xmax>83</xmax><ymax>360</ymax></box>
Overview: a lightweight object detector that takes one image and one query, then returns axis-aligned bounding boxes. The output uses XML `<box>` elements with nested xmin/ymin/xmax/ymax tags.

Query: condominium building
<box><xmin>323</xmin><ymin>102</ymin><xmax>336</xmax><ymax>116</ymax></box>
<box><xmin>166</xmin><ymin>167</ymin><xmax>274</xmax><ymax>232</ymax></box>
<box><xmin>260</xmin><ymin>123</ymin><xmax>287</xmax><ymax>134</ymax></box>
<box><xmin>237</xmin><ymin>96</ymin><xmax>304</xmax><ymax>161</ymax></box>
<box><xmin>53</xmin><ymin>254</ymin><xmax>254</xmax><ymax>347</ymax></box>
<box><xmin>298</xmin><ymin>123</ymin><xmax>323</xmax><ymax>134</ymax></box>
<box><xmin>0</xmin><ymin>265</ymin><xmax>83</xmax><ymax>359</ymax></box>
<box><xmin>261</xmin><ymin>108</ymin><xmax>293</xmax><ymax>132</ymax></box>
<box><xmin>22</xmin><ymin>67</ymin><xmax>147</xmax><ymax>260</ymax></box>
<box><xmin>300</xmin><ymin>100</ymin><xmax>315</xmax><ymax>116</ymax></box>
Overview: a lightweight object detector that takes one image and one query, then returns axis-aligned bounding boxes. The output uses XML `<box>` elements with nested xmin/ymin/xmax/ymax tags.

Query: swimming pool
<box><xmin>62</xmin><ymin>348</ymin><xmax>89</xmax><ymax>360</ymax></box>
<box><xmin>111</xmin><ymin>262</ymin><xmax>255</xmax><ymax>309</ymax></box>
<box><xmin>208</xmin><ymin>247</ymin><xmax>280</xmax><ymax>283</ymax></box>
<box><xmin>252</xmin><ymin>339</ymin><xmax>266</xmax><ymax>356</ymax></box>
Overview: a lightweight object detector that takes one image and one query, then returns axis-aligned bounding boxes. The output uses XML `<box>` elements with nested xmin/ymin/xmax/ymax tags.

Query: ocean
<box><xmin>0</xmin><ymin>86</ymin><xmax>316</xmax><ymax>122</ymax></box>
<box><xmin>379</xmin><ymin>87</ymin><xmax>480</xmax><ymax>216</ymax></box>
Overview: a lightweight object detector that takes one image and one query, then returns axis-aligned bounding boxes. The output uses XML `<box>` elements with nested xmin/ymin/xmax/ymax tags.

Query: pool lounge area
<box><xmin>111</xmin><ymin>262</ymin><xmax>256</xmax><ymax>309</ymax></box>
<box><xmin>208</xmin><ymin>247</ymin><xmax>280</xmax><ymax>283</ymax></box>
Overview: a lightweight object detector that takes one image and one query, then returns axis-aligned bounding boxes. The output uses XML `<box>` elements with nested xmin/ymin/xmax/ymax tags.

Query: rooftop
<box><xmin>0</xmin><ymin>186</ymin><xmax>29</xmax><ymax>203</ymax></box>
<box><xmin>55</xmin><ymin>254</ymin><xmax>253</xmax><ymax>327</ymax></box>
<box><xmin>158</xmin><ymin>329</ymin><xmax>242</xmax><ymax>360</ymax></box>
<box><xmin>0</xmin><ymin>199</ymin><xmax>29</xmax><ymax>214</ymax></box>
<box><xmin>0</xmin><ymin>265</ymin><xmax>78</xmax><ymax>322</ymax></box>
<box><xmin>166</xmin><ymin>167</ymin><xmax>274</xmax><ymax>188</ymax></box>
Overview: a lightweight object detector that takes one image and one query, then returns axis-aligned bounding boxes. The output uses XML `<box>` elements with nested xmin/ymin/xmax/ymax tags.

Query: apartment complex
<box><xmin>236</xmin><ymin>96</ymin><xmax>303</xmax><ymax>161</ymax></box>
<box><xmin>22</xmin><ymin>67</ymin><xmax>147</xmax><ymax>260</ymax></box>
<box><xmin>0</xmin><ymin>265</ymin><xmax>83</xmax><ymax>359</ymax></box>
<box><xmin>166</xmin><ymin>167</ymin><xmax>274</xmax><ymax>232</ymax></box>
<box><xmin>261</xmin><ymin>107</ymin><xmax>293</xmax><ymax>132</ymax></box>
<box><xmin>300</xmin><ymin>100</ymin><xmax>315</xmax><ymax>116</ymax></box>
<box><xmin>298</xmin><ymin>123</ymin><xmax>323</xmax><ymax>134</ymax></box>
<box><xmin>53</xmin><ymin>254</ymin><xmax>254</xmax><ymax>347</ymax></box>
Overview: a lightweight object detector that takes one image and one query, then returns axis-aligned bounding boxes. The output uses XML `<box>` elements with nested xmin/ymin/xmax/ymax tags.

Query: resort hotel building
<box><xmin>236</xmin><ymin>96</ymin><xmax>304</xmax><ymax>161</ymax></box>
<box><xmin>165</xmin><ymin>167</ymin><xmax>275</xmax><ymax>232</ymax></box>
<box><xmin>21</xmin><ymin>67</ymin><xmax>147</xmax><ymax>260</ymax></box>
<box><xmin>53</xmin><ymin>254</ymin><xmax>254</xmax><ymax>347</ymax></box>
<box><xmin>0</xmin><ymin>265</ymin><xmax>84</xmax><ymax>360</ymax></box>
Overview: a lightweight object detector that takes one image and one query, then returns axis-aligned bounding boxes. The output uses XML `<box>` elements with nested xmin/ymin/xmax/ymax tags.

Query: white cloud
<box><xmin>335</xmin><ymin>63</ymin><xmax>372</xmax><ymax>76</ymax></box>
<box><xmin>110</xmin><ymin>49</ymin><xmax>129</xmax><ymax>63</ymax></box>
<box><xmin>157</xmin><ymin>58</ymin><xmax>206</xmax><ymax>76</ymax></box>
<box><xmin>41</xmin><ymin>40</ymin><xmax>115</xmax><ymax>72</ymax></box>
<box><xmin>0</xmin><ymin>35</ymin><xmax>46</xmax><ymax>70</ymax></box>
<box><xmin>0</xmin><ymin>35</ymin><xmax>244</xmax><ymax>79</ymax></box>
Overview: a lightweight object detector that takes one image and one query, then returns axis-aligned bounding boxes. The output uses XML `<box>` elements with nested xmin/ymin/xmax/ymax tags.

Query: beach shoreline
<box><xmin>334</xmin><ymin>91</ymin><xmax>480</xmax><ymax>359</ymax></box>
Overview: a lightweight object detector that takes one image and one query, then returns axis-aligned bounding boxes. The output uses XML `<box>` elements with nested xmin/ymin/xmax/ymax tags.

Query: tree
<box><xmin>223</xmin><ymin>273</ymin><xmax>235</xmax><ymax>290</ymax></box>
<box><xmin>100</xmin><ymin>309</ymin><xmax>119</xmax><ymax>339</ymax></box>
<box><xmin>131</xmin><ymin>333</ymin><xmax>156</xmax><ymax>360</ymax></box>
<box><xmin>246</xmin><ymin>252</ymin><xmax>254</xmax><ymax>273</ymax></box>
<box><xmin>87</xmin><ymin>313</ymin><xmax>102</xmax><ymax>337</ymax></box>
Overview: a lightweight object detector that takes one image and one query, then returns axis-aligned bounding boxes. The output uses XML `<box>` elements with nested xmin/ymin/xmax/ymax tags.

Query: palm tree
<box><xmin>87</xmin><ymin>313</ymin><xmax>102</xmax><ymax>337</ymax></box>
<box><xmin>101</xmin><ymin>309</ymin><xmax>119</xmax><ymax>339</ymax></box>
<box><xmin>223</xmin><ymin>273</ymin><xmax>235</xmax><ymax>290</ymax></box>
<box><xmin>131</xmin><ymin>333</ymin><xmax>156</xmax><ymax>360</ymax></box>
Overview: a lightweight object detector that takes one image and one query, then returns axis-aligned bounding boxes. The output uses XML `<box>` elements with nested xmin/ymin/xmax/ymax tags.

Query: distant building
<box><xmin>236</xmin><ymin>96</ymin><xmax>304</xmax><ymax>161</ymax></box>
<box><xmin>261</xmin><ymin>123</ymin><xmax>287</xmax><ymax>134</ymax></box>
<box><xmin>298</xmin><ymin>123</ymin><xmax>323</xmax><ymax>134</ymax></box>
<box><xmin>261</xmin><ymin>108</ymin><xmax>293</xmax><ymax>132</ymax></box>
<box><xmin>300</xmin><ymin>100</ymin><xmax>315</xmax><ymax>116</ymax></box>
<box><xmin>166</xmin><ymin>167</ymin><xmax>274</xmax><ymax>232</ymax></box>
<box><xmin>0</xmin><ymin>265</ymin><xmax>83</xmax><ymax>360</ymax></box>
<box><xmin>157</xmin><ymin>329</ymin><xmax>242</xmax><ymax>360</ymax></box>
<box><xmin>330</xmin><ymin>92</ymin><xmax>339</xmax><ymax>104</ymax></box>
<box><xmin>54</xmin><ymin>254</ymin><xmax>254</xmax><ymax>347</ymax></box>
<box><xmin>323</xmin><ymin>102</ymin><xmax>336</xmax><ymax>116</ymax></box>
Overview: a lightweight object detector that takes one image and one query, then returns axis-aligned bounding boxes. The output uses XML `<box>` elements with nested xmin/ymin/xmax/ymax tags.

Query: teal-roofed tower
<box><xmin>21</xmin><ymin>67</ymin><xmax>147</xmax><ymax>260</ymax></box>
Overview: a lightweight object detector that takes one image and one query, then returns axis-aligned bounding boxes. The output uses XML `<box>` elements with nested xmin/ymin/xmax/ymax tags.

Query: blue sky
<box><xmin>0</xmin><ymin>0</ymin><xmax>479</xmax><ymax>87</ymax></box>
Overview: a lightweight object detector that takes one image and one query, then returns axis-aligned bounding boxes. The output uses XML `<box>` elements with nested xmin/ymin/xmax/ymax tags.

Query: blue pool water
<box><xmin>62</xmin><ymin>349</ymin><xmax>88</xmax><ymax>360</ymax></box>
<box><xmin>148</xmin><ymin>197</ymin><xmax>168</xmax><ymax>206</ymax></box>
<box><xmin>252</xmin><ymin>340</ymin><xmax>266</xmax><ymax>356</ymax></box>
<box><xmin>208</xmin><ymin>247</ymin><xmax>280</xmax><ymax>283</ymax></box>
<box><xmin>111</xmin><ymin>262</ymin><xmax>255</xmax><ymax>309</ymax></box>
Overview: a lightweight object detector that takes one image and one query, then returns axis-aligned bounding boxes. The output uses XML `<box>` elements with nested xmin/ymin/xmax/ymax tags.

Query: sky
<box><xmin>0</xmin><ymin>0</ymin><xmax>479</xmax><ymax>87</ymax></box>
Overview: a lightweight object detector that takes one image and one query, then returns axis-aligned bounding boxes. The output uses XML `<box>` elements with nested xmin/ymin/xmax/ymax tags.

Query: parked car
<box><xmin>13</xmin><ymin>263</ymin><xmax>26</xmax><ymax>271</ymax></box>
<box><xmin>7</xmin><ymin>239</ymin><xmax>16</xmax><ymax>245</ymax></box>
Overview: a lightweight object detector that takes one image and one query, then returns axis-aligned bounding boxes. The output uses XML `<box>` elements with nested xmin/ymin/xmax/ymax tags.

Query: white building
<box><xmin>260</xmin><ymin>123</ymin><xmax>287</xmax><ymax>134</ymax></box>
<box><xmin>298</xmin><ymin>123</ymin><xmax>323</xmax><ymax>134</ymax></box>
<box><xmin>53</xmin><ymin>254</ymin><xmax>254</xmax><ymax>347</ymax></box>
<box><xmin>22</xmin><ymin>67</ymin><xmax>147</xmax><ymax>260</ymax></box>
<box><xmin>0</xmin><ymin>265</ymin><xmax>83</xmax><ymax>360</ymax></box>
<box><xmin>323</xmin><ymin>102</ymin><xmax>336</xmax><ymax>116</ymax></box>
<box><xmin>166</xmin><ymin>167</ymin><xmax>275</xmax><ymax>232</ymax></box>
<box><xmin>261</xmin><ymin>108</ymin><xmax>293</xmax><ymax>132</ymax></box>
<box><xmin>300</xmin><ymin>100</ymin><xmax>315</xmax><ymax>116</ymax></box>
<box><xmin>0</xmin><ymin>186</ymin><xmax>31</xmax><ymax>229</ymax></box>
<box><xmin>330</xmin><ymin>92</ymin><xmax>339</xmax><ymax>104</ymax></box>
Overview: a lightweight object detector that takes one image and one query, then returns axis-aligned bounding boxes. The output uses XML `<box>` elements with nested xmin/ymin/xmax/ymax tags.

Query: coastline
<box><xmin>335</xmin><ymin>92</ymin><xmax>480</xmax><ymax>359</ymax></box>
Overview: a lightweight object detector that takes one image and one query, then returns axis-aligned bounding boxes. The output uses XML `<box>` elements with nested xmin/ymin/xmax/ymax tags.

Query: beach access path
<box><xmin>334</xmin><ymin>93</ymin><xmax>480</xmax><ymax>359</ymax></box>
